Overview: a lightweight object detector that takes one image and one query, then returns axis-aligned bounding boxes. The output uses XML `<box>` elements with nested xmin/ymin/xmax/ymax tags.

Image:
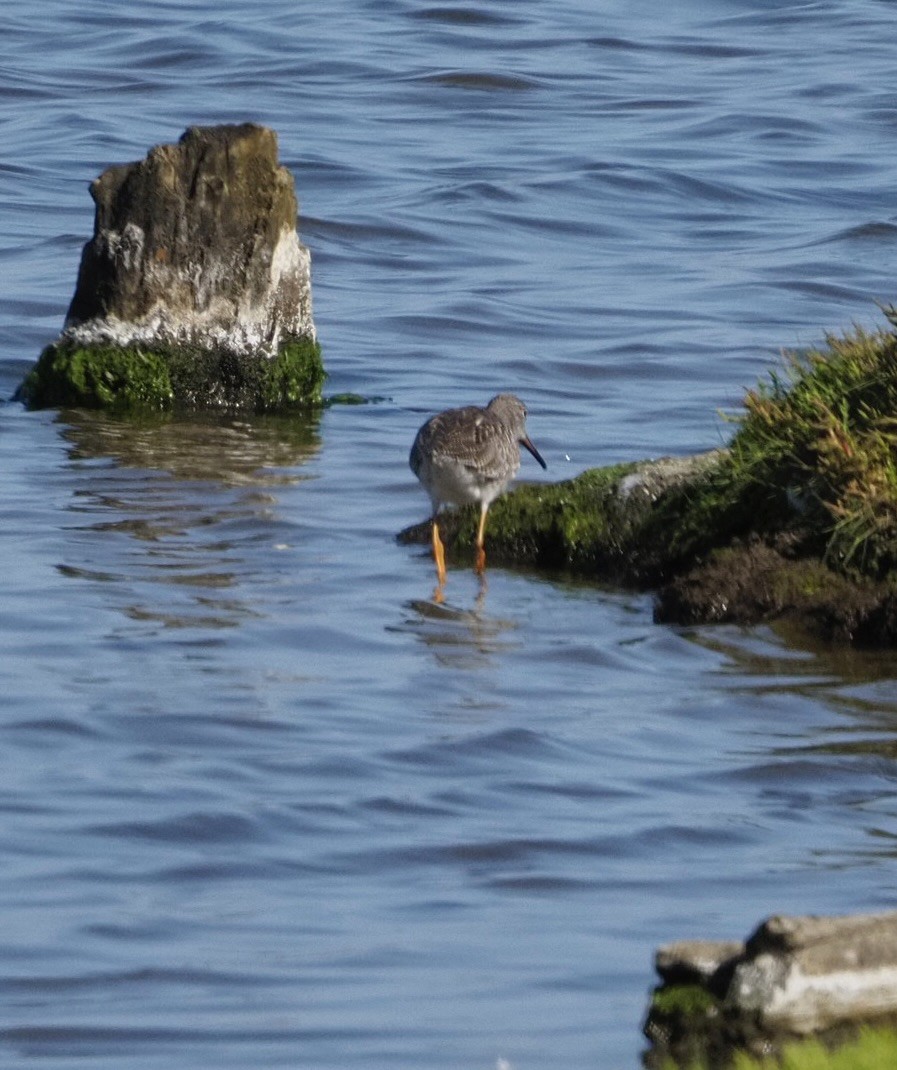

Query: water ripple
<box><xmin>3</xmin><ymin>2</ymin><xmax>897</xmax><ymax>1068</ymax></box>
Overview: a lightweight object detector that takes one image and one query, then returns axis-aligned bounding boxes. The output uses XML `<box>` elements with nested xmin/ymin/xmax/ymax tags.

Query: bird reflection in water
<box><xmin>403</xmin><ymin>583</ymin><xmax>520</xmax><ymax>670</ymax></box>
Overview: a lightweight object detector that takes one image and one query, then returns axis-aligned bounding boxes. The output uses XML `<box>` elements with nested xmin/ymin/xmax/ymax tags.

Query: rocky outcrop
<box><xmin>17</xmin><ymin>123</ymin><xmax>323</xmax><ymax>411</ymax></box>
<box><xmin>401</xmin><ymin>318</ymin><xmax>897</xmax><ymax>644</ymax></box>
<box><xmin>644</xmin><ymin>910</ymin><xmax>897</xmax><ymax>1068</ymax></box>
<box><xmin>399</xmin><ymin>449</ymin><xmax>897</xmax><ymax>645</ymax></box>
<box><xmin>399</xmin><ymin>449</ymin><xmax>726</xmax><ymax>582</ymax></box>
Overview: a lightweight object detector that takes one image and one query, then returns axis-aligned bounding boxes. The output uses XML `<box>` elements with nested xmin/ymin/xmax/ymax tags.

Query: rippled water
<box><xmin>3</xmin><ymin>2</ymin><xmax>897</xmax><ymax>1067</ymax></box>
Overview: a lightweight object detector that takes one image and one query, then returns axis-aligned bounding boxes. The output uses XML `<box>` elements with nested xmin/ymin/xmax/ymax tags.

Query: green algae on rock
<box><xmin>445</xmin><ymin>462</ymin><xmax>641</xmax><ymax>573</ymax></box>
<box><xmin>16</xmin><ymin>124</ymin><xmax>323</xmax><ymax>413</ymax></box>
<box><xmin>710</xmin><ymin>1028</ymin><xmax>897</xmax><ymax>1070</ymax></box>
<box><xmin>17</xmin><ymin>336</ymin><xmax>325</xmax><ymax>413</ymax></box>
<box><xmin>17</xmin><ymin>342</ymin><xmax>173</xmax><ymax>411</ymax></box>
<box><xmin>399</xmin><ymin>450</ymin><xmax>725</xmax><ymax>579</ymax></box>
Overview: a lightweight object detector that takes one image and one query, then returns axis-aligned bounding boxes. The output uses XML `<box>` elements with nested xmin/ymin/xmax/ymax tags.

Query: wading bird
<box><xmin>410</xmin><ymin>394</ymin><xmax>546</xmax><ymax>585</ymax></box>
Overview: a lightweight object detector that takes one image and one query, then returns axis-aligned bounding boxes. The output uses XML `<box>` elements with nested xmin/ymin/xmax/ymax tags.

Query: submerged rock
<box><xmin>17</xmin><ymin>123</ymin><xmax>323</xmax><ymax>411</ymax></box>
<box><xmin>644</xmin><ymin>910</ymin><xmax>897</xmax><ymax>1068</ymax></box>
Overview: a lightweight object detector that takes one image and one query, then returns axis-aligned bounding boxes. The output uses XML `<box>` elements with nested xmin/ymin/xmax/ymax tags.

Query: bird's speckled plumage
<box><xmin>410</xmin><ymin>394</ymin><xmax>545</xmax><ymax>515</ymax></box>
<box><xmin>409</xmin><ymin>393</ymin><xmax>546</xmax><ymax>585</ymax></box>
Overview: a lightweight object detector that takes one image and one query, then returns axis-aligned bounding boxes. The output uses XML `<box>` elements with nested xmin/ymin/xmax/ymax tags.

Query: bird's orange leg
<box><xmin>475</xmin><ymin>504</ymin><xmax>488</xmax><ymax>573</ymax></box>
<box><xmin>432</xmin><ymin>519</ymin><xmax>447</xmax><ymax>586</ymax></box>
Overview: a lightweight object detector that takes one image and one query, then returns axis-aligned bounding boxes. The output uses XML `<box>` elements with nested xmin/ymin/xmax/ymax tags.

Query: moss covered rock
<box><xmin>63</xmin><ymin>123</ymin><xmax>314</xmax><ymax>355</ymax></box>
<box><xmin>15</xmin><ymin>124</ymin><xmax>323</xmax><ymax>414</ymax></box>
<box><xmin>400</xmin><ymin>312</ymin><xmax>897</xmax><ymax>645</ymax></box>
<box><xmin>644</xmin><ymin>911</ymin><xmax>897</xmax><ymax>1069</ymax></box>
<box><xmin>399</xmin><ymin>451</ymin><xmax>723</xmax><ymax>578</ymax></box>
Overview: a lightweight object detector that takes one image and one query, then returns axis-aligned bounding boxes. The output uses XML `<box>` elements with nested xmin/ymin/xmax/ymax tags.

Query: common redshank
<box><xmin>409</xmin><ymin>393</ymin><xmax>547</xmax><ymax>584</ymax></box>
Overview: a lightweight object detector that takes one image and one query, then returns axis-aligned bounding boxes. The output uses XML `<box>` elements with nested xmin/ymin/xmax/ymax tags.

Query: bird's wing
<box><xmin>432</xmin><ymin>409</ymin><xmax>514</xmax><ymax>483</ymax></box>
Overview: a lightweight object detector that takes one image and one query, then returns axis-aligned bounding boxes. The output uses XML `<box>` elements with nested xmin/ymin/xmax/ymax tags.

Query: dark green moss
<box><xmin>644</xmin><ymin>984</ymin><xmax>727</xmax><ymax>1070</ymax></box>
<box><xmin>631</xmin><ymin>316</ymin><xmax>897</xmax><ymax>594</ymax></box>
<box><xmin>17</xmin><ymin>342</ymin><xmax>173</xmax><ymax>411</ymax></box>
<box><xmin>497</xmin><ymin>463</ymin><xmax>642</xmax><ymax>567</ymax></box>
<box><xmin>325</xmin><ymin>392</ymin><xmax>387</xmax><ymax>406</ymax></box>
<box><xmin>400</xmin><ymin>454</ymin><xmax>734</xmax><ymax>582</ymax></box>
<box><xmin>442</xmin><ymin>463</ymin><xmax>639</xmax><ymax>572</ymax></box>
<box><xmin>640</xmin><ymin>460</ymin><xmax>792</xmax><ymax>578</ymax></box>
<box><xmin>16</xmin><ymin>336</ymin><xmax>325</xmax><ymax>413</ymax></box>
<box><xmin>740</xmin><ymin>1028</ymin><xmax>897</xmax><ymax>1069</ymax></box>
<box><xmin>260</xmin><ymin>338</ymin><xmax>327</xmax><ymax>410</ymax></box>
<box><xmin>718</xmin><ymin>317</ymin><xmax>897</xmax><ymax>580</ymax></box>
<box><xmin>651</xmin><ymin>984</ymin><xmax>720</xmax><ymax>1020</ymax></box>
<box><xmin>653</xmin><ymin>1025</ymin><xmax>897</xmax><ymax>1070</ymax></box>
<box><xmin>494</xmin><ymin>315</ymin><xmax>897</xmax><ymax>589</ymax></box>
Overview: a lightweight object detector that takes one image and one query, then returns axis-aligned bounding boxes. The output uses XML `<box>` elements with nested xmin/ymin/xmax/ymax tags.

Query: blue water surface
<box><xmin>3</xmin><ymin>2</ymin><xmax>897</xmax><ymax>1067</ymax></box>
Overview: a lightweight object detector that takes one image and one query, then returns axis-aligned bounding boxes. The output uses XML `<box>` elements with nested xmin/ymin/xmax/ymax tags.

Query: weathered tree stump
<box><xmin>17</xmin><ymin>123</ymin><xmax>323</xmax><ymax>411</ymax></box>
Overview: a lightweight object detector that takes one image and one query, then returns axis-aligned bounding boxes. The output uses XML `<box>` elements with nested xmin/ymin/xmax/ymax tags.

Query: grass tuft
<box><xmin>659</xmin><ymin>1026</ymin><xmax>897</xmax><ymax>1070</ymax></box>
<box><xmin>730</xmin><ymin>1026</ymin><xmax>897</xmax><ymax>1070</ymax></box>
<box><xmin>674</xmin><ymin>313</ymin><xmax>897</xmax><ymax>580</ymax></box>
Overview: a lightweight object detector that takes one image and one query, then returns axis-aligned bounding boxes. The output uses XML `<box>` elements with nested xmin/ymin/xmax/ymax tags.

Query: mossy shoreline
<box><xmin>648</xmin><ymin>1002</ymin><xmax>897</xmax><ymax>1070</ymax></box>
<box><xmin>15</xmin><ymin>335</ymin><xmax>326</xmax><ymax>412</ymax></box>
<box><xmin>400</xmin><ymin>310</ymin><xmax>897</xmax><ymax>645</ymax></box>
<box><xmin>647</xmin><ymin>980</ymin><xmax>897</xmax><ymax>1069</ymax></box>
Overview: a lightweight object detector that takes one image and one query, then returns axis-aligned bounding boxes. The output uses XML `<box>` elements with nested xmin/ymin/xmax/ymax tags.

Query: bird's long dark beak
<box><xmin>521</xmin><ymin>436</ymin><xmax>547</xmax><ymax>470</ymax></box>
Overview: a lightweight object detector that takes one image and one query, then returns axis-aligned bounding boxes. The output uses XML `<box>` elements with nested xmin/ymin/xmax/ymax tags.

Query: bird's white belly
<box><xmin>424</xmin><ymin>454</ymin><xmax>516</xmax><ymax>509</ymax></box>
